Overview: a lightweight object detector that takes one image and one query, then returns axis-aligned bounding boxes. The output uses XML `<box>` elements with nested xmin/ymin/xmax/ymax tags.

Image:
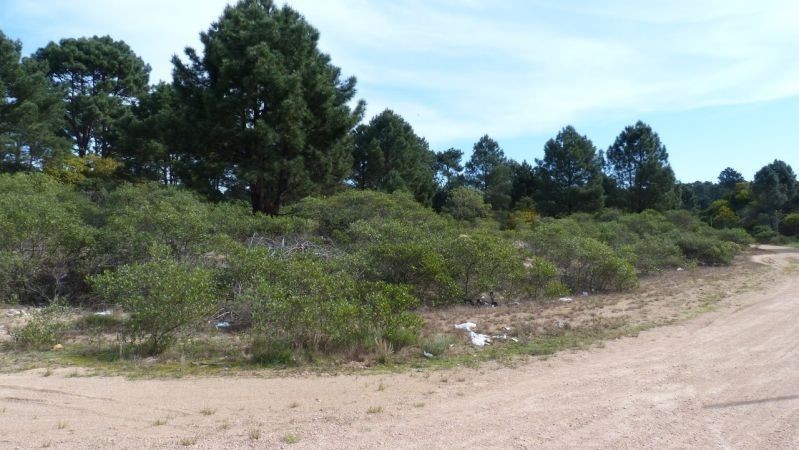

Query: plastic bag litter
<box><xmin>469</xmin><ymin>331</ymin><xmax>490</xmax><ymax>347</ymax></box>
<box><xmin>94</xmin><ymin>311</ymin><xmax>112</xmax><ymax>316</ymax></box>
<box><xmin>215</xmin><ymin>321</ymin><xmax>231</xmax><ymax>329</ymax></box>
<box><xmin>455</xmin><ymin>322</ymin><xmax>477</xmax><ymax>331</ymax></box>
<box><xmin>559</xmin><ymin>297</ymin><xmax>573</xmax><ymax>302</ymax></box>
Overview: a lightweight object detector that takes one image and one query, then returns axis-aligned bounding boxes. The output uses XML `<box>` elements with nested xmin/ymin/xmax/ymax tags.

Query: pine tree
<box><xmin>0</xmin><ymin>32</ymin><xmax>68</xmax><ymax>172</ymax></box>
<box><xmin>173</xmin><ymin>0</ymin><xmax>364</xmax><ymax>215</ymax></box>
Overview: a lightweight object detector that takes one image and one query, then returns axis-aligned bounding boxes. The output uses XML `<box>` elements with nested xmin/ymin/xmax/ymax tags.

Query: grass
<box><xmin>249</xmin><ymin>429</ymin><xmax>261</xmax><ymax>440</ymax></box>
<box><xmin>281</xmin><ymin>433</ymin><xmax>300</xmax><ymax>444</ymax></box>
<box><xmin>288</xmin><ymin>401</ymin><xmax>300</xmax><ymax>409</ymax></box>
<box><xmin>179</xmin><ymin>437</ymin><xmax>197</xmax><ymax>446</ymax></box>
<box><xmin>366</xmin><ymin>406</ymin><xmax>384</xmax><ymax>414</ymax></box>
<box><xmin>199</xmin><ymin>407</ymin><xmax>216</xmax><ymax>416</ymax></box>
<box><xmin>56</xmin><ymin>421</ymin><xmax>68</xmax><ymax>430</ymax></box>
<box><xmin>153</xmin><ymin>418</ymin><xmax>168</xmax><ymax>426</ymax></box>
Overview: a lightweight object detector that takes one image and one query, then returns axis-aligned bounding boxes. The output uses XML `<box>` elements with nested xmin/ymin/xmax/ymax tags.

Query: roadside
<box><xmin>0</xmin><ymin>246</ymin><xmax>797</xmax><ymax>448</ymax></box>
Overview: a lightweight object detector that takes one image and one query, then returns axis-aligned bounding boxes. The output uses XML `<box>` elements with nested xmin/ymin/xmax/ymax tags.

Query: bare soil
<box><xmin>1</xmin><ymin>246</ymin><xmax>798</xmax><ymax>449</ymax></box>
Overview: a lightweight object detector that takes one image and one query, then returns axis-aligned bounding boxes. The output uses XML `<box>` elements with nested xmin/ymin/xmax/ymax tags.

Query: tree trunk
<box><xmin>250</xmin><ymin>176</ymin><xmax>280</xmax><ymax>216</ymax></box>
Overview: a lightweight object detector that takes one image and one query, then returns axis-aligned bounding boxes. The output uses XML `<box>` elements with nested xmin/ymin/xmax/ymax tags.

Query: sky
<box><xmin>2</xmin><ymin>0</ymin><xmax>798</xmax><ymax>183</ymax></box>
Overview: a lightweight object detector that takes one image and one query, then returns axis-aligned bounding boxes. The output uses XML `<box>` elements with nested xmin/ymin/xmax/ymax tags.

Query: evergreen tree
<box><xmin>350</xmin><ymin>110</ymin><xmax>436</xmax><ymax>203</ymax></box>
<box><xmin>465</xmin><ymin>135</ymin><xmax>512</xmax><ymax>210</ymax></box>
<box><xmin>535</xmin><ymin>126</ymin><xmax>603</xmax><ymax>216</ymax></box>
<box><xmin>605</xmin><ymin>121</ymin><xmax>677</xmax><ymax>212</ymax></box>
<box><xmin>718</xmin><ymin>167</ymin><xmax>745</xmax><ymax>190</ymax></box>
<box><xmin>752</xmin><ymin>160</ymin><xmax>797</xmax><ymax>230</ymax></box>
<box><xmin>509</xmin><ymin>160</ymin><xmax>537</xmax><ymax>210</ymax></box>
<box><xmin>116</xmin><ymin>83</ymin><xmax>181</xmax><ymax>184</ymax></box>
<box><xmin>34</xmin><ymin>36</ymin><xmax>150</xmax><ymax>157</ymax></box>
<box><xmin>173</xmin><ymin>0</ymin><xmax>364</xmax><ymax>215</ymax></box>
<box><xmin>0</xmin><ymin>32</ymin><xmax>68</xmax><ymax>172</ymax></box>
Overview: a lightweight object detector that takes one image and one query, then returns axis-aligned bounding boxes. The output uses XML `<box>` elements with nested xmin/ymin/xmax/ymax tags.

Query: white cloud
<box><xmin>4</xmin><ymin>0</ymin><xmax>799</xmax><ymax>151</ymax></box>
<box><xmin>284</xmin><ymin>0</ymin><xmax>799</xmax><ymax>147</ymax></box>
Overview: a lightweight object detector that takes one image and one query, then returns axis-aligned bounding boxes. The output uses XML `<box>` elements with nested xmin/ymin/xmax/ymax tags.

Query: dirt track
<box><xmin>1</xmin><ymin>246</ymin><xmax>798</xmax><ymax>449</ymax></box>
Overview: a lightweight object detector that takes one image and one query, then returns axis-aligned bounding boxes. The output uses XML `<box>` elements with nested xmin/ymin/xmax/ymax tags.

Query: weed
<box><xmin>377</xmin><ymin>382</ymin><xmax>386</xmax><ymax>391</ymax></box>
<box><xmin>412</xmin><ymin>402</ymin><xmax>425</xmax><ymax>408</ymax></box>
<box><xmin>179</xmin><ymin>437</ymin><xmax>197</xmax><ymax>446</ymax></box>
<box><xmin>366</xmin><ymin>406</ymin><xmax>384</xmax><ymax>414</ymax></box>
<box><xmin>153</xmin><ymin>418</ymin><xmax>168</xmax><ymax>426</ymax></box>
<box><xmin>420</xmin><ymin>333</ymin><xmax>454</xmax><ymax>357</ymax></box>
<box><xmin>199</xmin><ymin>407</ymin><xmax>216</xmax><ymax>416</ymax></box>
<box><xmin>42</xmin><ymin>367</ymin><xmax>52</xmax><ymax>377</ymax></box>
<box><xmin>56</xmin><ymin>421</ymin><xmax>67</xmax><ymax>430</ymax></box>
<box><xmin>249</xmin><ymin>429</ymin><xmax>261</xmax><ymax>440</ymax></box>
<box><xmin>281</xmin><ymin>433</ymin><xmax>300</xmax><ymax>444</ymax></box>
<box><xmin>288</xmin><ymin>401</ymin><xmax>300</xmax><ymax>409</ymax></box>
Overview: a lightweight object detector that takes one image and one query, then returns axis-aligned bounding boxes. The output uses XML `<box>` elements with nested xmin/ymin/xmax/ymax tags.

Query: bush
<box><xmin>443</xmin><ymin>232</ymin><xmax>525</xmax><ymax>303</ymax></box>
<box><xmin>528</xmin><ymin>223</ymin><xmax>638</xmax><ymax>292</ymax></box>
<box><xmin>751</xmin><ymin>225</ymin><xmax>779</xmax><ymax>244</ymax></box>
<box><xmin>90</xmin><ymin>258</ymin><xmax>219</xmax><ymax>355</ymax></box>
<box><xmin>523</xmin><ymin>256</ymin><xmax>563</xmax><ymax>298</ymax></box>
<box><xmin>12</xmin><ymin>301</ymin><xmax>69</xmax><ymax>350</ymax></box>
<box><xmin>709</xmin><ymin>228</ymin><xmax>754</xmax><ymax>246</ymax></box>
<box><xmin>621</xmin><ymin>236</ymin><xmax>685</xmax><ymax>274</ymax></box>
<box><xmin>0</xmin><ymin>173</ymin><xmax>95</xmax><ymax>304</ymax></box>
<box><xmin>442</xmin><ymin>187</ymin><xmax>491</xmax><ymax>222</ymax></box>
<box><xmin>97</xmin><ymin>184</ymin><xmax>217</xmax><ymax>265</ymax></box>
<box><xmin>243</xmin><ymin>256</ymin><xmax>423</xmax><ymax>356</ymax></box>
<box><xmin>675</xmin><ymin>233</ymin><xmax>738</xmax><ymax>265</ymax></box>
<box><xmin>291</xmin><ymin>190</ymin><xmax>448</xmax><ymax>237</ymax></box>
<box><xmin>782</xmin><ymin>213</ymin><xmax>799</xmax><ymax>236</ymax></box>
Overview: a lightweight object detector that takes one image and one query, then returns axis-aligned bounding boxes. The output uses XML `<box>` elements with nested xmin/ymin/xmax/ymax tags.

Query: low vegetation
<box><xmin>0</xmin><ymin>173</ymin><xmax>758</xmax><ymax>369</ymax></box>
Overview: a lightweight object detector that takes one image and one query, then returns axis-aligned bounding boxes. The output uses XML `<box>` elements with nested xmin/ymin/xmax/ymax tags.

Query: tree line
<box><xmin>1</xmin><ymin>0</ymin><xmax>797</xmax><ymax>236</ymax></box>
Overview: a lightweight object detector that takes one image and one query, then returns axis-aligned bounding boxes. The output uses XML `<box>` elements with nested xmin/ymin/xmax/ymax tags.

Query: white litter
<box><xmin>469</xmin><ymin>331</ymin><xmax>491</xmax><ymax>347</ymax></box>
<box><xmin>582</xmin><ymin>291</ymin><xmax>589</xmax><ymax>297</ymax></box>
<box><xmin>423</xmin><ymin>351</ymin><xmax>435</xmax><ymax>359</ymax></box>
<box><xmin>559</xmin><ymin>297</ymin><xmax>573</xmax><ymax>303</ymax></box>
<box><xmin>677</xmin><ymin>267</ymin><xmax>685</xmax><ymax>272</ymax></box>
<box><xmin>94</xmin><ymin>311</ymin><xmax>112</xmax><ymax>316</ymax></box>
<box><xmin>455</xmin><ymin>322</ymin><xmax>477</xmax><ymax>331</ymax></box>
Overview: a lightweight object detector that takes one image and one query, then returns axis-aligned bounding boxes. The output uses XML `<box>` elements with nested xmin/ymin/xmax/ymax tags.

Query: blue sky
<box><xmin>2</xmin><ymin>0</ymin><xmax>798</xmax><ymax>182</ymax></box>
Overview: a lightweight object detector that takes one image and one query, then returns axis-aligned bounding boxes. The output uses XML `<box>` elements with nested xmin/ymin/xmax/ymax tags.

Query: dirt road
<box><xmin>1</xmin><ymin>246</ymin><xmax>798</xmax><ymax>449</ymax></box>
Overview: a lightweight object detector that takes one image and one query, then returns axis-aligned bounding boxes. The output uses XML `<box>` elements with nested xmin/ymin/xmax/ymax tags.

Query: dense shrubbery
<box><xmin>0</xmin><ymin>173</ymin><xmax>753</xmax><ymax>359</ymax></box>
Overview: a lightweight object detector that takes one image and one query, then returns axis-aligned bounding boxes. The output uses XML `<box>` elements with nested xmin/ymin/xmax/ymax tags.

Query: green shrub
<box><xmin>420</xmin><ymin>333</ymin><xmax>455</xmax><ymax>357</ymax></box>
<box><xmin>442</xmin><ymin>187</ymin><xmax>491</xmax><ymax>222</ymax></box>
<box><xmin>751</xmin><ymin>225</ymin><xmax>778</xmax><ymax>244</ymax></box>
<box><xmin>211</xmin><ymin>201</ymin><xmax>315</xmax><ymax>241</ymax></box>
<box><xmin>622</xmin><ymin>236</ymin><xmax>685</xmax><ymax>274</ymax></box>
<box><xmin>90</xmin><ymin>258</ymin><xmax>219</xmax><ymax>355</ymax></box>
<box><xmin>97</xmin><ymin>184</ymin><xmax>216</xmax><ymax>265</ymax></box>
<box><xmin>12</xmin><ymin>301</ymin><xmax>69</xmax><ymax>350</ymax></box>
<box><xmin>443</xmin><ymin>232</ymin><xmax>525</xmax><ymax>303</ymax></box>
<box><xmin>0</xmin><ymin>173</ymin><xmax>95</xmax><ymax>304</ymax></box>
<box><xmin>675</xmin><ymin>233</ymin><xmax>738</xmax><ymax>265</ymax></box>
<box><xmin>709</xmin><ymin>228</ymin><xmax>754</xmax><ymax>246</ymax></box>
<box><xmin>523</xmin><ymin>256</ymin><xmax>562</xmax><ymax>298</ymax></box>
<box><xmin>244</xmin><ymin>256</ymin><xmax>423</xmax><ymax>356</ymax></box>
<box><xmin>291</xmin><ymin>190</ymin><xmax>448</xmax><ymax>237</ymax></box>
<box><xmin>528</xmin><ymin>223</ymin><xmax>638</xmax><ymax>292</ymax></box>
<box><xmin>782</xmin><ymin>213</ymin><xmax>799</xmax><ymax>236</ymax></box>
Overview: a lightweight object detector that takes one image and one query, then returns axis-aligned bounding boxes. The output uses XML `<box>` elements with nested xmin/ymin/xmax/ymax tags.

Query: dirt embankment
<box><xmin>1</xmin><ymin>246</ymin><xmax>798</xmax><ymax>449</ymax></box>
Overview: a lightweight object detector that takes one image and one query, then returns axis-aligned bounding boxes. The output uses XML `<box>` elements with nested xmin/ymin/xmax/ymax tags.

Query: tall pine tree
<box><xmin>173</xmin><ymin>0</ymin><xmax>364</xmax><ymax>214</ymax></box>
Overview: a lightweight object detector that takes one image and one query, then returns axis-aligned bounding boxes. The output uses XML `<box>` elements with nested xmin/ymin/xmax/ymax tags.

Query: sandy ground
<box><xmin>1</xmin><ymin>246</ymin><xmax>798</xmax><ymax>449</ymax></box>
